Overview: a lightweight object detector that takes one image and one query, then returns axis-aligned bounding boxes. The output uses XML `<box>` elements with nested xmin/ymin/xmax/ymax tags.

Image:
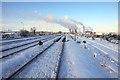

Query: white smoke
<box><xmin>70</xmin><ymin>19</ymin><xmax>83</xmax><ymax>25</ymax></box>
<box><xmin>22</xmin><ymin>13</ymin><xmax>78</xmax><ymax>30</ymax></box>
<box><xmin>70</xmin><ymin>18</ymin><xmax>93</xmax><ymax>32</ymax></box>
<box><xmin>41</xmin><ymin>15</ymin><xmax>78</xmax><ymax>30</ymax></box>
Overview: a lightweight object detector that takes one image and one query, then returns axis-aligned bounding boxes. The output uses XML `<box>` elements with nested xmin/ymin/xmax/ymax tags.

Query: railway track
<box><xmin>11</xmin><ymin>36</ymin><xmax>65</xmax><ymax>79</ymax></box>
<box><xmin>0</xmin><ymin>35</ymin><xmax>58</xmax><ymax>46</ymax></box>
<box><xmin>1</xmin><ymin>35</ymin><xmax>66</xmax><ymax>79</ymax></box>
<box><xmin>87</xmin><ymin>44</ymin><xmax>118</xmax><ymax>74</ymax></box>
<box><xmin>72</xmin><ymin>37</ymin><xmax>118</xmax><ymax>75</ymax></box>
<box><xmin>0</xmin><ymin>35</ymin><xmax>59</xmax><ymax>59</ymax></box>
<box><xmin>0</xmin><ymin>36</ymin><xmax>43</xmax><ymax>46</ymax></box>
<box><xmin>69</xmin><ymin>35</ymin><xmax>118</xmax><ymax>76</ymax></box>
<box><xmin>0</xmin><ymin>35</ymin><xmax>58</xmax><ymax>52</ymax></box>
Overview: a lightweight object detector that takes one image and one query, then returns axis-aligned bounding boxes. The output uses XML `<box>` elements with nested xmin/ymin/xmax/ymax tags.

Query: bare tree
<box><xmin>31</xmin><ymin>27</ymin><xmax>36</xmax><ymax>35</ymax></box>
<box><xmin>20</xmin><ymin>29</ymin><xmax>29</xmax><ymax>37</ymax></box>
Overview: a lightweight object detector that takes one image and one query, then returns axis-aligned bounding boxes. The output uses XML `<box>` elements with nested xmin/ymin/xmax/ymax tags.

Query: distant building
<box><xmin>1</xmin><ymin>31</ymin><xmax>21</xmax><ymax>39</ymax></box>
<box><xmin>69</xmin><ymin>29</ymin><xmax>77</xmax><ymax>34</ymax></box>
<box><xmin>84</xmin><ymin>31</ymin><xmax>92</xmax><ymax>37</ymax></box>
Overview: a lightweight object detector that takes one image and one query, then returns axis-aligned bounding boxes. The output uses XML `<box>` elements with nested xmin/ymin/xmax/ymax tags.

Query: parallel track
<box><xmin>0</xmin><ymin>36</ymin><xmax>42</xmax><ymax>46</ymax></box>
<box><xmin>3</xmin><ymin>36</ymin><xmax>65</xmax><ymax>80</ymax></box>
<box><xmin>1</xmin><ymin>36</ymin><xmax>58</xmax><ymax>59</ymax></box>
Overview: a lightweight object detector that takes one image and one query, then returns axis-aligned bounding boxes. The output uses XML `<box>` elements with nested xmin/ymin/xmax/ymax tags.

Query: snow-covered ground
<box><xmin>58</xmin><ymin>35</ymin><xmax>118</xmax><ymax>78</ymax></box>
<box><xmin>77</xmin><ymin>37</ymin><xmax>118</xmax><ymax>56</ymax></box>
<box><xmin>0</xmin><ymin>35</ymin><xmax>57</xmax><ymax>44</ymax></box>
<box><xmin>0</xmin><ymin>36</ymin><xmax>41</xmax><ymax>45</ymax></box>
<box><xmin>0</xmin><ymin>35</ymin><xmax>58</xmax><ymax>52</ymax></box>
<box><xmin>1</xmin><ymin>34</ymin><xmax>118</xmax><ymax>79</ymax></box>
<box><xmin>75</xmin><ymin>36</ymin><xmax>118</xmax><ymax>74</ymax></box>
<box><xmin>12</xmin><ymin>42</ymin><xmax>63</xmax><ymax>78</ymax></box>
<box><xmin>1</xmin><ymin>36</ymin><xmax>61</xmax><ymax>79</ymax></box>
<box><xmin>87</xmin><ymin>38</ymin><xmax>118</xmax><ymax>52</ymax></box>
<box><xmin>0</xmin><ymin>35</ymin><xmax>58</xmax><ymax>58</ymax></box>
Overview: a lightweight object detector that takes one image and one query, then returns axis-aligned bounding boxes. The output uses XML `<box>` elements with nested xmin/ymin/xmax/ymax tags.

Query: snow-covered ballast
<box><xmin>1</xmin><ymin>36</ymin><xmax>61</xmax><ymax>79</ymax></box>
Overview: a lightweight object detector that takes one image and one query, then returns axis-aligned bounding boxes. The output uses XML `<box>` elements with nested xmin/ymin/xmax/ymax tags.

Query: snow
<box><xmin>78</xmin><ymin>37</ymin><xmax>118</xmax><ymax>53</ymax></box>
<box><xmin>1</xmin><ymin>36</ymin><xmax>61</xmax><ymax>79</ymax></box>
<box><xmin>0</xmin><ymin>36</ymin><xmax>42</xmax><ymax>44</ymax></box>
<box><xmin>12</xmin><ymin>42</ymin><xmax>63</xmax><ymax>78</ymax></box>
<box><xmin>74</xmin><ymin>36</ymin><xmax>118</xmax><ymax>74</ymax></box>
<box><xmin>86</xmin><ymin>38</ymin><xmax>118</xmax><ymax>62</ymax></box>
<box><xmin>1</xmin><ymin>34</ymin><xmax>118</xmax><ymax>79</ymax></box>
<box><xmin>0</xmin><ymin>35</ymin><xmax>58</xmax><ymax>44</ymax></box>
<box><xmin>58</xmin><ymin>35</ymin><xmax>118</xmax><ymax>78</ymax></box>
<box><xmin>0</xmin><ymin>38</ymin><xmax>41</xmax><ymax>51</ymax></box>
<box><xmin>90</xmin><ymin>38</ymin><xmax>119</xmax><ymax>52</ymax></box>
<box><xmin>0</xmin><ymin>35</ymin><xmax>58</xmax><ymax>52</ymax></box>
<box><xmin>86</xmin><ymin>44</ymin><xmax>118</xmax><ymax>73</ymax></box>
<box><xmin>0</xmin><ymin>36</ymin><xmax>57</xmax><ymax>58</ymax></box>
<box><xmin>1</xmin><ymin>42</ymin><xmax>37</xmax><ymax>58</ymax></box>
